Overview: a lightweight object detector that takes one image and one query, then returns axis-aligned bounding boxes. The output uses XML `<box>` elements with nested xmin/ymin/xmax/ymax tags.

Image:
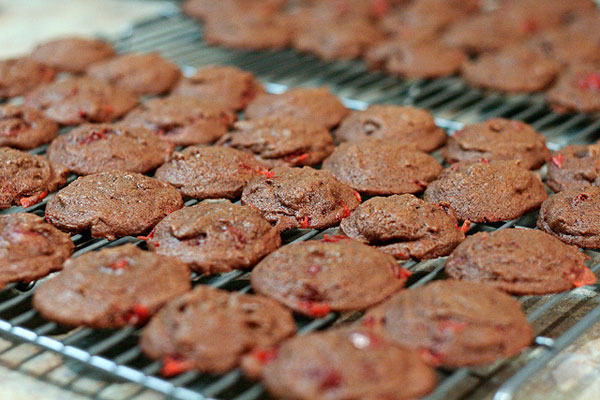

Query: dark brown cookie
<box><xmin>333</xmin><ymin>105</ymin><xmax>446</xmax><ymax>152</ymax></box>
<box><xmin>31</xmin><ymin>37</ymin><xmax>115</xmax><ymax>73</ymax></box>
<box><xmin>145</xmin><ymin>201</ymin><xmax>281</xmax><ymax>274</ymax></box>
<box><xmin>340</xmin><ymin>194</ymin><xmax>465</xmax><ymax>260</ymax></box>
<box><xmin>121</xmin><ymin>96</ymin><xmax>235</xmax><ymax>146</ymax></box>
<box><xmin>0</xmin><ymin>213</ymin><xmax>73</xmax><ymax>289</ymax></box>
<box><xmin>262</xmin><ymin>327</ymin><xmax>436</xmax><ymax>400</ymax></box>
<box><xmin>87</xmin><ymin>52</ymin><xmax>181</xmax><ymax>95</ymax></box>
<box><xmin>45</xmin><ymin>171</ymin><xmax>183</xmax><ymax>240</ymax></box>
<box><xmin>204</xmin><ymin>13</ymin><xmax>291</xmax><ymax>50</ymax></box>
<box><xmin>47</xmin><ymin>124</ymin><xmax>173</xmax><ymax>175</ymax></box>
<box><xmin>252</xmin><ymin>239</ymin><xmax>408</xmax><ymax>317</ymax></box>
<box><xmin>546</xmin><ymin>64</ymin><xmax>600</xmax><ymax>113</ymax></box>
<box><xmin>365</xmin><ymin>280</ymin><xmax>533</xmax><ymax>368</ymax></box>
<box><xmin>545</xmin><ymin>144</ymin><xmax>600</xmax><ymax>192</ymax></box>
<box><xmin>241</xmin><ymin>166</ymin><xmax>360</xmax><ymax>231</ymax></box>
<box><xmin>25</xmin><ymin>77</ymin><xmax>138</xmax><ymax>125</ymax></box>
<box><xmin>33</xmin><ymin>244</ymin><xmax>190</xmax><ymax>329</ymax></box>
<box><xmin>0</xmin><ymin>147</ymin><xmax>68</xmax><ymax>210</ymax></box>
<box><xmin>322</xmin><ymin>139</ymin><xmax>442</xmax><ymax>196</ymax></box>
<box><xmin>424</xmin><ymin>160</ymin><xmax>548</xmax><ymax>223</ymax></box>
<box><xmin>245</xmin><ymin>87</ymin><xmax>349</xmax><ymax>129</ymax></box>
<box><xmin>0</xmin><ymin>105</ymin><xmax>59</xmax><ymax>150</ymax></box>
<box><xmin>216</xmin><ymin>117</ymin><xmax>335</xmax><ymax>167</ymax></box>
<box><xmin>538</xmin><ymin>186</ymin><xmax>600</xmax><ymax>248</ymax></box>
<box><xmin>155</xmin><ymin>145</ymin><xmax>268</xmax><ymax>200</ymax></box>
<box><xmin>0</xmin><ymin>57</ymin><xmax>55</xmax><ymax>98</ymax></box>
<box><xmin>443</xmin><ymin>118</ymin><xmax>550</xmax><ymax>169</ymax></box>
<box><xmin>526</xmin><ymin>29</ymin><xmax>600</xmax><ymax>67</ymax></box>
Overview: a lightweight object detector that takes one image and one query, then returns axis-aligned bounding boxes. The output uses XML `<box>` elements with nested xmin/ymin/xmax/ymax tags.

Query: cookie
<box><xmin>546</xmin><ymin>64</ymin><xmax>600</xmax><ymax>113</ymax></box>
<box><xmin>364</xmin><ymin>280</ymin><xmax>533</xmax><ymax>368</ymax></box>
<box><xmin>87</xmin><ymin>52</ymin><xmax>181</xmax><ymax>95</ymax></box>
<box><xmin>251</xmin><ymin>239</ymin><xmax>408</xmax><ymax>317</ymax></box>
<box><xmin>140</xmin><ymin>285</ymin><xmax>295</xmax><ymax>375</ymax></box>
<box><xmin>340</xmin><ymin>194</ymin><xmax>465</xmax><ymax>260</ymax></box>
<box><xmin>121</xmin><ymin>96</ymin><xmax>235</xmax><ymax>146</ymax></box>
<box><xmin>204</xmin><ymin>13</ymin><xmax>291</xmax><ymax>50</ymax></box>
<box><xmin>25</xmin><ymin>77</ymin><xmax>138</xmax><ymax>125</ymax></box>
<box><xmin>262</xmin><ymin>327</ymin><xmax>436</xmax><ymax>400</ymax></box>
<box><xmin>45</xmin><ymin>171</ymin><xmax>183</xmax><ymax>240</ymax></box>
<box><xmin>241</xmin><ymin>166</ymin><xmax>360</xmax><ymax>231</ymax></box>
<box><xmin>245</xmin><ymin>87</ymin><xmax>349</xmax><ymax>129</ymax></box>
<box><xmin>526</xmin><ymin>29</ymin><xmax>600</xmax><ymax>66</ymax></box>
<box><xmin>423</xmin><ymin>160</ymin><xmax>547</xmax><ymax>223</ymax></box>
<box><xmin>182</xmin><ymin>0</ymin><xmax>285</xmax><ymax>21</ymax></box>
<box><xmin>216</xmin><ymin>117</ymin><xmax>335</xmax><ymax>167</ymax></box>
<box><xmin>443</xmin><ymin>118</ymin><xmax>550</xmax><ymax>169</ymax></box>
<box><xmin>155</xmin><ymin>145</ymin><xmax>268</xmax><ymax>200</ymax></box>
<box><xmin>0</xmin><ymin>57</ymin><xmax>55</xmax><ymax>98</ymax></box>
<box><xmin>31</xmin><ymin>36</ymin><xmax>115</xmax><ymax>73</ymax></box>
<box><xmin>0</xmin><ymin>213</ymin><xmax>73</xmax><ymax>289</ymax></box>
<box><xmin>545</xmin><ymin>144</ymin><xmax>600</xmax><ymax>192</ymax></box>
<box><xmin>33</xmin><ymin>244</ymin><xmax>190</xmax><ymax>329</ymax></box>
<box><xmin>333</xmin><ymin>105</ymin><xmax>446</xmax><ymax>152</ymax></box>
<box><xmin>0</xmin><ymin>147</ymin><xmax>68</xmax><ymax>210</ymax></box>
<box><xmin>0</xmin><ymin>105</ymin><xmax>59</xmax><ymax>150</ymax></box>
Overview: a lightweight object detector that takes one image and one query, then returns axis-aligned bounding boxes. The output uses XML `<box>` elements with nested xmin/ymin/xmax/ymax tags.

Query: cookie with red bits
<box><xmin>545</xmin><ymin>144</ymin><xmax>600</xmax><ymax>192</ymax></box>
<box><xmin>0</xmin><ymin>57</ymin><xmax>55</xmax><ymax>98</ymax></box>
<box><xmin>0</xmin><ymin>105</ymin><xmax>58</xmax><ymax>150</ymax></box>
<box><xmin>31</xmin><ymin>36</ymin><xmax>115</xmax><ymax>73</ymax></box>
<box><xmin>546</xmin><ymin>64</ymin><xmax>600</xmax><ymax>113</ymax></box>
<box><xmin>33</xmin><ymin>244</ymin><xmax>190</xmax><ymax>329</ymax></box>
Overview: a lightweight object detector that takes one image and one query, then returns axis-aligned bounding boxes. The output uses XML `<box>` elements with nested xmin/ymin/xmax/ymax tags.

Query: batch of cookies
<box><xmin>1</xmin><ymin>1</ymin><xmax>600</xmax><ymax>399</ymax></box>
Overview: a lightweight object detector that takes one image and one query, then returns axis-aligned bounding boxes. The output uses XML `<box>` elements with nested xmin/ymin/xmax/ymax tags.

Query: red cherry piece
<box><xmin>393</xmin><ymin>265</ymin><xmax>412</xmax><ymax>280</ymax></box>
<box><xmin>19</xmin><ymin>190</ymin><xmax>48</xmax><ymax>209</ymax></box>
<box><xmin>250</xmin><ymin>348</ymin><xmax>278</xmax><ymax>364</ymax></box>
<box><xmin>298</xmin><ymin>301</ymin><xmax>331</xmax><ymax>318</ymax></box>
<box><xmin>551</xmin><ymin>153</ymin><xmax>563</xmax><ymax>169</ymax></box>
<box><xmin>161</xmin><ymin>356</ymin><xmax>193</xmax><ymax>377</ymax></box>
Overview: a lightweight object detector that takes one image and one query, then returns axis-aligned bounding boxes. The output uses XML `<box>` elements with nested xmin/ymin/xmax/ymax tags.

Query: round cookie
<box><xmin>546</xmin><ymin>64</ymin><xmax>600</xmax><ymax>113</ymax></box>
<box><xmin>241</xmin><ymin>166</ymin><xmax>360</xmax><ymax>231</ymax></box>
<box><xmin>216</xmin><ymin>117</ymin><xmax>335</xmax><ymax>167</ymax></box>
<box><xmin>47</xmin><ymin>124</ymin><xmax>173</xmax><ymax>175</ymax></box>
<box><xmin>204</xmin><ymin>13</ymin><xmax>291</xmax><ymax>50</ymax></box>
<box><xmin>340</xmin><ymin>194</ymin><xmax>465</xmax><ymax>260</ymax></box>
<box><xmin>262</xmin><ymin>327</ymin><xmax>436</xmax><ymax>400</ymax></box>
<box><xmin>25</xmin><ymin>77</ymin><xmax>138</xmax><ymax>125</ymax></box>
<box><xmin>423</xmin><ymin>160</ymin><xmax>548</xmax><ymax>223</ymax></box>
<box><xmin>364</xmin><ymin>280</ymin><xmax>533</xmax><ymax>368</ymax></box>
<box><xmin>154</xmin><ymin>145</ymin><xmax>268</xmax><ymax>200</ymax></box>
<box><xmin>145</xmin><ymin>201</ymin><xmax>281</xmax><ymax>274</ymax></box>
<box><xmin>0</xmin><ymin>57</ymin><xmax>55</xmax><ymax>98</ymax></box>
<box><xmin>0</xmin><ymin>213</ymin><xmax>73</xmax><ymax>289</ymax></box>
<box><xmin>526</xmin><ymin>29</ymin><xmax>600</xmax><ymax>66</ymax></box>
<box><xmin>333</xmin><ymin>105</ymin><xmax>446</xmax><ymax>152</ymax></box>
<box><xmin>0</xmin><ymin>147</ymin><xmax>68</xmax><ymax>210</ymax></box>
<box><xmin>45</xmin><ymin>171</ymin><xmax>183</xmax><ymax>240</ymax></box>
<box><xmin>545</xmin><ymin>144</ymin><xmax>600</xmax><ymax>192</ymax></box>
<box><xmin>33</xmin><ymin>244</ymin><xmax>190</xmax><ymax>329</ymax></box>
<box><xmin>0</xmin><ymin>105</ymin><xmax>59</xmax><ymax>150</ymax></box>
<box><xmin>120</xmin><ymin>96</ymin><xmax>235</xmax><ymax>146</ymax></box>
<box><xmin>251</xmin><ymin>239</ymin><xmax>408</xmax><ymax>316</ymax></box>
<box><xmin>245</xmin><ymin>87</ymin><xmax>349</xmax><ymax>129</ymax></box>
<box><xmin>87</xmin><ymin>52</ymin><xmax>181</xmax><ymax>95</ymax></box>
<box><xmin>140</xmin><ymin>285</ymin><xmax>295</xmax><ymax>375</ymax></box>
<box><xmin>443</xmin><ymin>118</ymin><xmax>550</xmax><ymax>169</ymax></box>
<box><xmin>446</xmin><ymin>228</ymin><xmax>595</xmax><ymax>294</ymax></box>
<box><xmin>322</xmin><ymin>139</ymin><xmax>442</xmax><ymax>196</ymax></box>
<box><xmin>31</xmin><ymin>36</ymin><xmax>115</xmax><ymax>73</ymax></box>
<box><xmin>183</xmin><ymin>0</ymin><xmax>285</xmax><ymax>21</ymax></box>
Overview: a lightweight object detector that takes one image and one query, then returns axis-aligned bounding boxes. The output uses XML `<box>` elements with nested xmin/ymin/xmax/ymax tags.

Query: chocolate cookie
<box><xmin>183</xmin><ymin>0</ymin><xmax>285</xmax><ymax>21</ymax></box>
<box><xmin>121</xmin><ymin>96</ymin><xmax>235</xmax><ymax>146</ymax></box>
<box><xmin>204</xmin><ymin>13</ymin><xmax>291</xmax><ymax>50</ymax></box>
<box><xmin>140</xmin><ymin>285</ymin><xmax>295</xmax><ymax>375</ymax></box>
<box><xmin>0</xmin><ymin>57</ymin><xmax>55</xmax><ymax>98</ymax></box>
<box><xmin>262</xmin><ymin>327</ymin><xmax>436</xmax><ymax>400</ymax></box>
<box><xmin>31</xmin><ymin>36</ymin><xmax>115</xmax><ymax>73</ymax></box>
<box><xmin>443</xmin><ymin>118</ymin><xmax>550</xmax><ymax>169</ymax></box>
<box><xmin>424</xmin><ymin>160</ymin><xmax>547</xmax><ymax>223</ymax></box>
<box><xmin>526</xmin><ymin>29</ymin><xmax>600</xmax><ymax>66</ymax></box>
<box><xmin>0</xmin><ymin>213</ymin><xmax>73</xmax><ymax>289</ymax></box>
<box><xmin>333</xmin><ymin>105</ymin><xmax>446</xmax><ymax>152</ymax></box>
<box><xmin>538</xmin><ymin>186</ymin><xmax>600</xmax><ymax>248</ymax></box>
<box><xmin>33</xmin><ymin>244</ymin><xmax>190</xmax><ymax>329</ymax></box>
<box><xmin>87</xmin><ymin>52</ymin><xmax>181</xmax><ymax>95</ymax></box>
<box><xmin>322</xmin><ymin>139</ymin><xmax>442</xmax><ymax>196</ymax></box>
<box><xmin>25</xmin><ymin>77</ymin><xmax>138</xmax><ymax>125</ymax></box>
<box><xmin>0</xmin><ymin>147</ymin><xmax>68</xmax><ymax>209</ymax></box>
<box><xmin>546</xmin><ymin>144</ymin><xmax>600</xmax><ymax>192</ymax></box>
<box><xmin>172</xmin><ymin>65</ymin><xmax>264</xmax><ymax>111</ymax></box>
<box><xmin>45</xmin><ymin>172</ymin><xmax>183</xmax><ymax>240</ymax></box>
<box><xmin>155</xmin><ymin>145</ymin><xmax>268</xmax><ymax>200</ymax></box>
<box><xmin>546</xmin><ymin>64</ymin><xmax>600</xmax><ymax>113</ymax></box>
<box><xmin>0</xmin><ymin>105</ymin><xmax>59</xmax><ymax>150</ymax></box>
<box><xmin>365</xmin><ymin>280</ymin><xmax>533</xmax><ymax>368</ymax></box>
<box><xmin>216</xmin><ymin>117</ymin><xmax>334</xmax><ymax>167</ymax></box>
<box><xmin>245</xmin><ymin>87</ymin><xmax>349</xmax><ymax>129</ymax></box>
<box><xmin>340</xmin><ymin>194</ymin><xmax>465</xmax><ymax>260</ymax></box>
<box><xmin>241</xmin><ymin>166</ymin><xmax>360</xmax><ymax>231</ymax></box>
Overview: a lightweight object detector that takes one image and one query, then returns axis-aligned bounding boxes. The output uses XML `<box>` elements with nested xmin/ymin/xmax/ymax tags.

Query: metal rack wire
<box><xmin>1</xmin><ymin>10</ymin><xmax>600</xmax><ymax>400</ymax></box>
